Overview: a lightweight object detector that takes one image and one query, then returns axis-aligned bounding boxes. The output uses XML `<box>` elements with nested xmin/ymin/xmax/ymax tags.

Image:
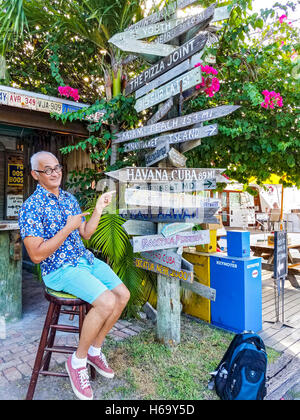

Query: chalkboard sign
<box><xmin>274</xmin><ymin>231</ymin><xmax>288</xmax><ymax>279</ymax></box>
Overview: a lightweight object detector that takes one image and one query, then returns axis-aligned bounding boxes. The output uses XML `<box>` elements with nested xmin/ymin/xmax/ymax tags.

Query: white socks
<box><xmin>71</xmin><ymin>346</ymin><xmax>102</xmax><ymax>369</ymax></box>
<box><xmin>71</xmin><ymin>352</ymin><xmax>87</xmax><ymax>369</ymax></box>
<box><xmin>87</xmin><ymin>345</ymin><xmax>102</xmax><ymax>357</ymax></box>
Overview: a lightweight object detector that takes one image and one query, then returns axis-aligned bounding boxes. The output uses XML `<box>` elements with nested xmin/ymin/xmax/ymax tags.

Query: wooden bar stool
<box><xmin>26</xmin><ymin>287</ymin><xmax>96</xmax><ymax>400</ymax></box>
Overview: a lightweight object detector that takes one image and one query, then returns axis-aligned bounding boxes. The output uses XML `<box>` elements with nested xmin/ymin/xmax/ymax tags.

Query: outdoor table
<box><xmin>250</xmin><ymin>241</ymin><xmax>300</xmax><ymax>288</ymax></box>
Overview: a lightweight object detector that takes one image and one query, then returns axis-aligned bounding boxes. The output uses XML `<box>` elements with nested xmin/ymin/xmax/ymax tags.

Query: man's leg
<box><xmin>91</xmin><ymin>284</ymin><xmax>130</xmax><ymax>348</ymax></box>
<box><xmin>75</xmin><ymin>290</ymin><xmax>116</xmax><ymax>359</ymax></box>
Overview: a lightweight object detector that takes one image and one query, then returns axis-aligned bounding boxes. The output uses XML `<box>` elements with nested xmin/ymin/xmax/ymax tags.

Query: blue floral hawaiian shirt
<box><xmin>18</xmin><ymin>184</ymin><xmax>94</xmax><ymax>277</ymax></box>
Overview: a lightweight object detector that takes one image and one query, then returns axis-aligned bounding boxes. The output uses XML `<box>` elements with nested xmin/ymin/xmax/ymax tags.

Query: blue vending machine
<box><xmin>210</xmin><ymin>254</ymin><xmax>262</xmax><ymax>333</ymax></box>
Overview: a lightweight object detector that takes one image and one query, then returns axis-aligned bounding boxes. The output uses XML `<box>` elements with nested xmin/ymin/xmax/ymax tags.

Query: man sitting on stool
<box><xmin>18</xmin><ymin>151</ymin><xmax>130</xmax><ymax>400</ymax></box>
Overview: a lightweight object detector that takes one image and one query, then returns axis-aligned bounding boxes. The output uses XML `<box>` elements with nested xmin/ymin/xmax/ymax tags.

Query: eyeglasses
<box><xmin>34</xmin><ymin>165</ymin><xmax>63</xmax><ymax>176</ymax></box>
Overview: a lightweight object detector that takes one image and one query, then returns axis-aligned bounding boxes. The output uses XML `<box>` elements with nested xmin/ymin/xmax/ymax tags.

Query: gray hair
<box><xmin>30</xmin><ymin>151</ymin><xmax>58</xmax><ymax>170</ymax></box>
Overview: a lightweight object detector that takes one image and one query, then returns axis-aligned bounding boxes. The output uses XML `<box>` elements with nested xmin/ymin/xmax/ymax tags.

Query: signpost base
<box><xmin>264</xmin><ymin>276</ymin><xmax>294</xmax><ymax>329</ymax></box>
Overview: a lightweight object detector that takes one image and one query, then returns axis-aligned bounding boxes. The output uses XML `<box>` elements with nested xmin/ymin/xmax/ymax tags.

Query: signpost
<box><xmin>109</xmin><ymin>1</ymin><xmax>236</xmax><ymax>346</ymax></box>
<box><xmin>272</xmin><ymin>231</ymin><xmax>289</xmax><ymax>327</ymax></box>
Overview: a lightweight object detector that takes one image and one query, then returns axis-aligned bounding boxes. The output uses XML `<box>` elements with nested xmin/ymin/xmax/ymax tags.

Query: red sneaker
<box><xmin>87</xmin><ymin>350</ymin><xmax>114</xmax><ymax>379</ymax></box>
<box><xmin>65</xmin><ymin>356</ymin><xmax>93</xmax><ymax>400</ymax></box>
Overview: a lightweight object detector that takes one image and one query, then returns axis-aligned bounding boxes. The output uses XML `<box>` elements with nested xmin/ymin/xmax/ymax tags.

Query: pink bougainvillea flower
<box><xmin>279</xmin><ymin>14</ymin><xmax>287</xmax><ymax>23</ymax></box>
<box><xmin>58</xmin><ymin>85</ymin><xmax>80</xmax><ymax>101</ymax></box>
<box><xmin>194</xmin><ymin>63</ymin><xmax>220</xmax><ymax>97</ymax></box>
<box><xmin>261</xmin><ymin>89</ymin><xmax>283</xmax><ymax>109</ymax></box>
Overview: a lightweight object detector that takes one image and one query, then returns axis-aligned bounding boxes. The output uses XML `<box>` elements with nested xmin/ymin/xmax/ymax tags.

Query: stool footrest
<box><xmin>44</xmin><ymin>345</ymin><xmax>77</xmax><ymax>355</ymax></box>
<box><xmin>50</xmin><ymin>324</ymin><xmax>79</xmax><ymax>333</ymax></box>
<box><xmin>39</xmin><ymin>370</ymin><xmax>68</xmax><ymax>378</ymax></box>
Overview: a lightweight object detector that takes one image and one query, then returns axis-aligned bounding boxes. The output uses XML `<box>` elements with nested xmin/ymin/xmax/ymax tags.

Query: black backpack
<box><xmin>209</xmin><ymin>332</ymin><xmax>268</xmax><ymax>400</ymax></box>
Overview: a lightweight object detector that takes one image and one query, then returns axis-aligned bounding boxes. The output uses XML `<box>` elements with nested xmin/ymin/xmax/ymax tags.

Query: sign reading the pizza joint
<box><xmin>7</xmin><ymin>164</ymin><xmax>24</xmax><ymax>186</ymax></box>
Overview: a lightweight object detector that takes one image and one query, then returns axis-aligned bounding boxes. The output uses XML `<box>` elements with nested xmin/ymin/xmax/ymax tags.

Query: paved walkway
<box><xmin>0</xmin><ymin>270</ymin><xmax>149</xmax><ymax>388</ymax></box>
<box><xmin>0</xmin><ymin>266</ymin><xmax>299</xmax><ymax>400</ymax></box>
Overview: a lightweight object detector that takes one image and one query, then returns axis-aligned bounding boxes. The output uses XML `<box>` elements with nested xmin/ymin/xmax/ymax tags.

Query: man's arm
<box><xmin>79</xmin><ymin>191</ymin><xmax>115</xmax><ymax>240</ymax></box>
<box><xmin>24</xmin><ymin>213</ymin><xmax>89</xmax><ymax>264</ymax></box>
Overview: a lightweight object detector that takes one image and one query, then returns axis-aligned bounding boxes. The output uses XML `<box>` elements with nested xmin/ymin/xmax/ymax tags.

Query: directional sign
<box><xmin>124</xmin><ymin>188</ymin><xmax>219</xmax><ymax>209</ymax></box>
<box><xmin>124</xmin><ymin>124</ymin><xmax>218</xmax><ymax>152</ymax></box>
<box><xmin>274</xmin><ymin>231</ymin><xmax>288</xmax><ymax>280</ymax></box>
<box><xmin>121</xmin><ymin>219</ymin><xmax>156</xmax><ymax>236</ymax></box>
<box><xmin>132</xmin><ymin>230</ymin><xmax>210</xmax><ymax>253</ymax></box>
<box><xmin>142</xmin><ymin>179</ymin><xmax>217</xmax><ymax>192</ymax></box>
<box><xmin>161</xmin><ymin>223</ymin><xmax>194</xmax><ymax>238</ymax></box>
<box><xmin>109</xmin><ymin>37</ymin><xmax>176</xmax><ymax>57</ymax></box>
<box><xmin>136</xmin><ymin>60</ymin><xmax>190</xmax><ymax>99</ymax></box>
<box><xmin>134</xmin><ymin>257</ymin><xmax>194</xmax><ymax>283</ymax></box>
<box><xmin>180</xmin><ymin>279</ymin><xmax>216</xmax><ymax>301</ymax></box>
<box><xmin>114</xmin><ymin>105</ymin><xmax>240</xmax><ymax>143</ymax></box>
<box><xmin>147</xmin><ymin>97</ymin><xmax>174</xmax><ymax>126</ymax></box>
<box><xmin>145</xmin><ymin>139</ymin><xmax>169</xmax><ymax>167</ymax></box>
<box><xmin>141</xmin><ymin>249</ymin><xmax>183</xmax><ymax>272</ymax></box>
<box><xmin>168</xmin><ymin>147</ymin><xmax>187</xmax><ymax>168</ymax></box>
<box><xmin>125</xmin><ymin>33</ymin><xmax>208</xmax><ymax>96</ymax></box>
<box><xmin>155</xmin><ymin>4</ymin><xmax>215</xmax><ymax>46</ymax></box>
<box><xmin>106</xmin><ymin>166</ymin><xmax>229</xmax><ymax>184</ymax></box>
<box><xmin>125</xmin><ymin>0</ymin><xmax>199</xmax><ymax>32</ymax></box>
<box><xmin>119</xmin><ymin>207</ymin><xmax>219</xmax><ymax>224</ymax></box>
<box><xmin>135</xmin><ymin>66</ymin><xmax>202</xmax><ymax>113</ymax></box>
<box><xmin>117</xmin><ymin>6</ymin><xmax>229</xmax><ymax>42</ymax></box>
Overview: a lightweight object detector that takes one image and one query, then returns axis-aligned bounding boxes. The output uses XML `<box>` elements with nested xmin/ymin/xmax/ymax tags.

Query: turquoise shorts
<box><xmin>42</xmin><ymin>256</ymin><xmax>123</xmax><ymax>304</ymax></box>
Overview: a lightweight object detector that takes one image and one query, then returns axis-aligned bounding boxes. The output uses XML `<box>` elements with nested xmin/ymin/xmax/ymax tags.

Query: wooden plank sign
<box><xmin>124</xmin><ymin>124</ymin><xmax>218</xmax><ymax>152</ymax></box>
<box><xmin>161</xmin><ymin>222</ymin><xmax>194</xmax><ymax>237</ymax></box>
<box><xmin>114</xmin><ymin>105</ymin><xmax>240</xmax><ymax>143</ymax></box>
<box><xmin>106</xmin><ymin>166</ymin><xmax>229</xmax><ymax>183</ymax></box>
<box><xmin>145</xmin><ymin>139</ymin><xmax>169</xmax><ymax>167</ymax></box>
<box><xmin>121</xmin><ymin>219</ymin><xmax>156</xmax><ymax>236</ymax></box>
<box><xmin>134</xmin><ymin>257</ymin><xmax>194</xmax><ymax>283</ymax></box>
<box><xmin>136</xmin><ymin>60</ymin><xmax>190</xmax><ymax>99</ymax></box>
<box><xmin>108</xmin><ymin>37</ymin><xmax>176</xmax><ymax>57</ymax></box>
<box><xmin>155</xmin><ymin>4</ymin><xmax>215</xmax><ymax>46</ymax></box>
<box><xmin>119</xmin><ymin>207</ymin><xmax>219</xmax><ymax>224</ymax></box>
<box><xmin>124</xmin><ymin>188</ymin><xmax>219</xmax><ymax>209</ymax></box>
<box><xmin>147</xmin><ymin>98</ymin><xmax>174</xmax><ymax>126</ymax></box>
<box><xmin>124</xmin><ymin>33</ymin><xmax>208</xmax><ymax>96</ymax></box>
<box><xmin>132</xmin><ymin>230</ymin><xmax>210</xmax><ymax>253</ymax></box>
<box><xmin>168</xmin><ymin>148</ymin><xmax>187</xmax><ymax>168</ymax></box>
<box><xmin>141</xmin><ymin>249</ymin><xmax>183</xmax><ymax>272</ymax></box>
<box><xmin>134</xmin><ymin>66</ymin><xmax>202</xmax><ymax>112</ymax></box>
<box><xmin>125</xmin><ymin>0</ymin><xmax>199</xmax><ymax>32</ymax></box>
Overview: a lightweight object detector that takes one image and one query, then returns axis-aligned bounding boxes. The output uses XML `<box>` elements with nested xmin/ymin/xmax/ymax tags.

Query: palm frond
<box><xmin>0</xmin><ymin>0</ymin><xmax>28</xmax><ymax>52</ymax></box>
<box><xmin>112</xmin><ymin>241</ymin><xmax>149</xmax><ymax>318</ymax></box>
<box><xmin>88</xmin><ymin>213</ymin><xmax>128</xmax><ymax>263</ymax></box>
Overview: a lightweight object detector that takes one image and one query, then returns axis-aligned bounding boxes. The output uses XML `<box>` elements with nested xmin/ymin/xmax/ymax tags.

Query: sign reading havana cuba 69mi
<box><xmin>106</xmin><ymin>167</ymin><xmax>229</xmax><ymax>183</ymax></box>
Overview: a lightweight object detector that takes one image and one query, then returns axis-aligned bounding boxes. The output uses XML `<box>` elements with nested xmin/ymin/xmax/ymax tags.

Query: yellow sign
<box><xmin>8</xmin><ymin>164</ymin><xmax>23</xmax><ymax>186</ymax></box>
